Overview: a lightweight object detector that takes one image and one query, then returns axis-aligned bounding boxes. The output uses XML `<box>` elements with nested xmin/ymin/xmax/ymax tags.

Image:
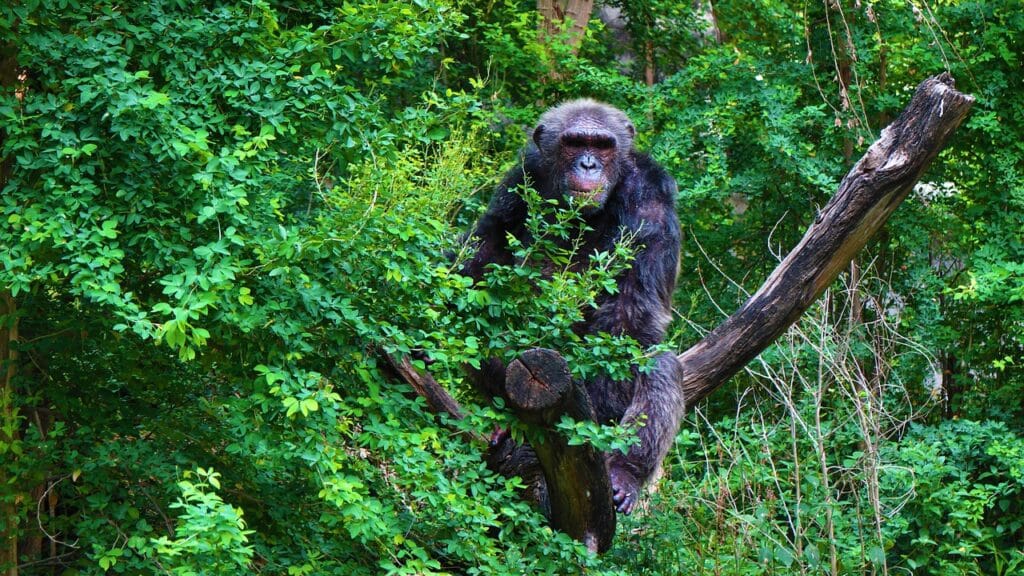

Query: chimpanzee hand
<box><xmin>489</xmin><ymin>426</ymin><xmax>510</xmax><ymax>448</ymax></box>
<box><xmin>609</xmin><ymin>464</ymin><xmax>640</xmax><ymax>515</ymax></box>
<box><xmin>485</xmin><ymin>427</ymin><xmax>549</xmax><ymax>514</ymax></box>
<box><xmin>485</xmin><ymin>426</ymin><xmax>512</xmax><ymax>469</ymax></box>
<box><xmin>410</xmin><ymin>348</ymin><xmax>435</xmax><ymax>366</ymax></box>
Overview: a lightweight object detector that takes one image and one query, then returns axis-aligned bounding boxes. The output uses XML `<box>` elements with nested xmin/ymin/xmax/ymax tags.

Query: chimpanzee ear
<box><xmin>625</xmin><ymin>121</ymin><xmax>636</xmax><ymax>139</ymax></box>
<box><xmin>532</xmin><ymin>124</ymin><xmax>545</xmax><ymax>147</ymax></box>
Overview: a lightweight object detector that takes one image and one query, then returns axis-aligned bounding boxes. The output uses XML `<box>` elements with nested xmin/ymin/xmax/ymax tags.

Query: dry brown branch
<box><xmin>678</xmin><ymin>73</ymin><xmax>973</xmax><ymax>407</ymax></box>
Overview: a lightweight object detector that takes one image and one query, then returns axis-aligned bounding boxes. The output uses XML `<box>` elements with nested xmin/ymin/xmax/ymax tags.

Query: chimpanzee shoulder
<box><xmin>627</xmin><ymin>151</ymin><xmax>678</xmax><ymax>205</ymax></box>
<box><xmin>609</xmin><ymin>151</ymin><xmax>679</xmax><ymax>239</ymax></box>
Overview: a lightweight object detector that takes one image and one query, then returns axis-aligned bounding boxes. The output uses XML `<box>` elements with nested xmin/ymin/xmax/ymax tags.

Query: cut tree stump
<box><xmin>386</xmin><ymin>73</ymin><xmax>974</xmax><ymax>552</ymax></box>
<box><xmin>505</xmin><ymin>348</ymin><xmax>616</xmax><ymax>553</ymax></box>
<box><xmin>505</xmin><ymin>348</ymin><xmax>571</xmax><ymax>412</ymax></box>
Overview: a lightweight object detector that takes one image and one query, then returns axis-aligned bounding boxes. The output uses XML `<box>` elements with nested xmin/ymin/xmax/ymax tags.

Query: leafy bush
<box><xmin>883</xmin><ymin>420</ymin><xmax>1024</xmax><ymax>575</ymax></box>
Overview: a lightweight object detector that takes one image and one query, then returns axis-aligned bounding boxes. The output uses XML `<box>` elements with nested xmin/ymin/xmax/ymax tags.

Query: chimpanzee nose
<box><xmin>577</xmin><ymin>154</ymin><xmax>598</xmax><ymax>171</ymax></box>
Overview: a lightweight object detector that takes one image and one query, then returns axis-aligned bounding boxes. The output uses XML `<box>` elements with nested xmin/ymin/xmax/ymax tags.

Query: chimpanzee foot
<box><xmin>489</xmin><ymin>426</ymin><xmax>510</xmax><ymax>447</ymax></box>
<box><xmin>609</xmin><ymin>465</ymin><xmax>640</xmax><ymax>515</ymax></box>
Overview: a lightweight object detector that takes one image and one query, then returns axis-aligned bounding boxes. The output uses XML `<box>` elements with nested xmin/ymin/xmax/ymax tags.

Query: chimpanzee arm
<box><xmin>588</xmin><ymin>178</ymin><xmax>680</xmax><ymax>347</ymax></box>
<box><xmin>589</xmin><ymin>168</ymin><xmax>685</xmax><ymax>514</ymax></box>
<box><xmin>460</xmin><ymin>167</ymin><xmax>529</xmax><ymax>282</ymax></box>
<box><xmin>460</xmin><ymin>166</ymin><xmax>530</xmax><ymax>402</ymax></box>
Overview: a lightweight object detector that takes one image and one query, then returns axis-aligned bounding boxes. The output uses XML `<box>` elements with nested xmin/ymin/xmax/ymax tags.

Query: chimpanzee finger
<box><xmin>489</xmin><ymin>426</ymin><xmax>510</xmax><ymax>447</ymax></box>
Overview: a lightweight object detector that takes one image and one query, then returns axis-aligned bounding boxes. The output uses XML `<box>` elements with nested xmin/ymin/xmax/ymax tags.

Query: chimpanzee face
<box><xmin>556</xmin><ymin>130</ymin><xmax>619</xmax><ymax>207</ymax></box>
<box><xmin>532</xmin><ymin>101</ymin><xmax>636</xmax><ymax>211</ymax></box>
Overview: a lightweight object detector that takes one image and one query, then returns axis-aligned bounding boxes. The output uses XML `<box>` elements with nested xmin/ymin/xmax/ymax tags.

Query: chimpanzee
<box><xmin>463</xmin><ymin>99</ymin><xmax>685</xmax><ymax>515</ymax></box>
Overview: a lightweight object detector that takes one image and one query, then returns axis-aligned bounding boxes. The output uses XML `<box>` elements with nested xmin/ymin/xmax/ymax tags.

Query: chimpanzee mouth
<box><xmin>568</xmin><ymin>177</ymin><xmax>602</xmax><ymax>192</ymax></box>
<box><xmin>568</xmin><ymin>187</ymin><xmax>609</xmax><ymax>210</ymax></box>
<box><xmin>568</xmin><ymin>174</ymin><xmax>607</xmax><ymax>194</ymax></box>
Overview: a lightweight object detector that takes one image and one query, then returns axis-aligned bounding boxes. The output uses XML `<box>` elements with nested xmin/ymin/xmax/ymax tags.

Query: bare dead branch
<box><xmin>678</xmin><ymin>73</ymin><xmax>973</xmax><ymax>407</ymax></box>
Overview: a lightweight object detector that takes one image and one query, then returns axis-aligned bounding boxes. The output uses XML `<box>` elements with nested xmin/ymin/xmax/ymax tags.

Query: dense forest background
<box><xmin>1</xmin><ymin>1</ymin><xmax>1021</xmax><ymax>574</ymax></box>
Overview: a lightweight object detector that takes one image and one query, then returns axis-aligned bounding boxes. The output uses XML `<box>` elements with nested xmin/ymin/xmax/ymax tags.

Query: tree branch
<box><xmin>677</xmin><ymin>73</ymin><xmax>974</xmax><ymax>406</ymax></box>
<box><xmin>383</xmin><ymin>353</ymin><xmax>465</xmax><ymax>421</ymax></box>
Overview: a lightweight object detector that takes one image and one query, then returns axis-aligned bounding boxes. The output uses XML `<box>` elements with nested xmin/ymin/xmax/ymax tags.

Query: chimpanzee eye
<box><xmin>561</xmin><ymin>134</ymin><xmax>617</xmax><ymax>149</ymax></box>
<box><xmin>562</xmin><ymin>135</ymin><xmax>588</xmax><ymax>148</ymax></box>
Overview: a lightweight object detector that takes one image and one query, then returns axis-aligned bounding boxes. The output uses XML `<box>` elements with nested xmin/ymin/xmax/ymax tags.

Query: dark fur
<box><xmin>465</xmin><ymin>100</ymin><xmax>685</xmax><ymax>515</ymax></box>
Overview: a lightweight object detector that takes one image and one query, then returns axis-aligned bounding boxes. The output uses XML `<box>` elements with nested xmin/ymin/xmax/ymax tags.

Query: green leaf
<box><xmin>301</xmin><ymin>398</ymin><xmax>319</xmax><ymax>415</ymax></box>
<box><xmin>426</xmin><ymin>126</ymin><xmax>449</xmax><ymax>141</ymax></box>
<box><xmin>99</xmin><ymin>219</ymin><xmax>119</xmax><ymax>239</ymax></box>
<box><xmin>140</xmin><ymin>90</ymin><xmax>171</xmax><ymax>109</ymax></box>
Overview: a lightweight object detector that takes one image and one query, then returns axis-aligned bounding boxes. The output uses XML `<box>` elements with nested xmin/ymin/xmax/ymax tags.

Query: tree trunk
<box><xmin>1</xmin><ymin>40</ymin><xmax>21</xmax><ymax>576</ymax></box>
<box><xmin>504</xmin><ymin>348</ymin><xmax>615</xmax><ymax>553</ymax></box>
<box><xmin>0</xmin><ymin>292</ymin><xmax>19</xmax><ymax>576</ymax></box>
<box><xmin>644</xmin><ymin>40</ymin><xmax>655</xmax><ymax>87</ymax></box>
<box><xmin>537</xmin><ymin>0</ymin><xmax>594</xmax><ymax>55</ymax></box>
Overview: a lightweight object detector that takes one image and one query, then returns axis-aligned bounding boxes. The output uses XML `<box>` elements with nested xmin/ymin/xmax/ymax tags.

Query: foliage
<box><xmin>883</xmin><ymin>420</ymin><xmax>1024</xmax><ymax>575</ymax></box>
<box><xmin>139</xmin><ymin>469</ymin><xmax>255</xmax><ymax>576</ymax></box>
<box><xmin>0</xmin><ymin>0</ymin><xmax>1022</xmax><ymax>574</ymax></box>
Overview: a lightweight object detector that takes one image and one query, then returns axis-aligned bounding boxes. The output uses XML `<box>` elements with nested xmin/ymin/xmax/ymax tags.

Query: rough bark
<box><xmin>677</xmin><ymin>73</ymin><xmax>973</xmax><ymax>406</ymax></box>
<box><xmin>389</xmin><ymin>73</ymin><xmax>973</xmax><ymax>551</ymax></box>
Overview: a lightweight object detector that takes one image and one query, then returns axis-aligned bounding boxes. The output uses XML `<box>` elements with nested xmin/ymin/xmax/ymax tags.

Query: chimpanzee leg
<box><xmin>607</xmin><ymin>352</ymin><xmax>685</xmax><ymax>514</ymax></box>
<box><xmin>467</xmin><ymin>357</ymin><xmax>552</xmax><ymax>514</ymax></box>
<box><xmin>486</xmin><ymin>430</ymin><xmax>550</xmax><ymax>516</ymax></box>
<box><xmin>464</xmin><ymin>356</ymin><xmax>509</xmax><ymax>403</ymax></box>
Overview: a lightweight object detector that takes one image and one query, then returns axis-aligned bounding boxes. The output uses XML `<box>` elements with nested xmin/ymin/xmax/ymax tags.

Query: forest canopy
<box><xmin>1</xmin><ymin>1</ymin><xmax>1022</xmax><ymax>575</ymax></box>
